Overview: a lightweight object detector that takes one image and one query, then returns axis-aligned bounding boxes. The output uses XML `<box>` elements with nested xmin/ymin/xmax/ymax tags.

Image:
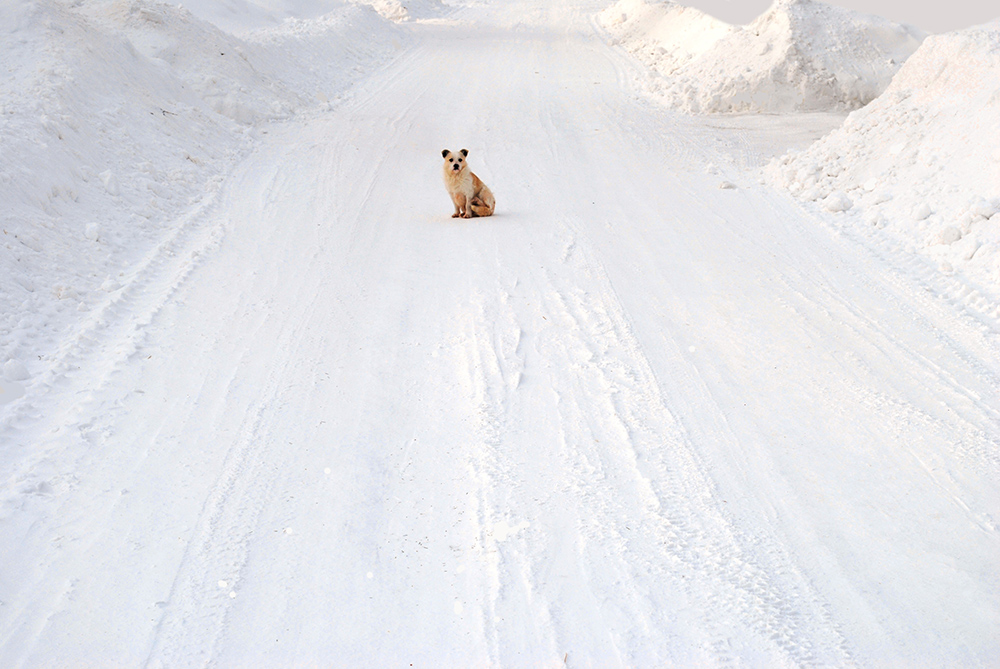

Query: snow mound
<box><xmin>768</xmin><ymin>20</ymin><xmax>1000</xmax><ymax>292</ymax></box>
<box><xmin>601</xmin><ymin>0</ymin><xmax>925</xmax><ymax>113</ymax></box>
<box><xmin>599</xmin><ymin>0</ymin><xmax>736</xmax><ymax>72</ymax></box>
<box><xmin>0</xmin><ymin>0</ymin><xmax>402</xmax><ymax>383</ymax></box>
<box><xmin>180</xmin><ymin>0</ymin><xmax>448</xmax><ymax>31</ymax></box>
<box><xmin>81</xmin><ymin>0</ymin><xmax>403</xmax><ymax>124</ymax></box>
<box><xmin>356</xmin><ymin>0</ymin><xmax>449</xmax><ymax>22</ymax></box>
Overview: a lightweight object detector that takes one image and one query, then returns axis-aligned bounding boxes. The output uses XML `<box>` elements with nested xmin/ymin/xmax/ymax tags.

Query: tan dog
<box><xmin>442</xmin><ymin>149</ymin><xmax>494</xmax><ymax>218</ymax></box>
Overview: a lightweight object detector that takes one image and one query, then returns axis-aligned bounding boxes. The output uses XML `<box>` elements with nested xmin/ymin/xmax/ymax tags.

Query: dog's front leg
<box><xmin>451</xmin><ymin>193</ymin><xmax>465</xmax><ymax>218</ymax></box>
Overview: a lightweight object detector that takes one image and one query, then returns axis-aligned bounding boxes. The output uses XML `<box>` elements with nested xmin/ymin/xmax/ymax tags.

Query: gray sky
<box><xmin>684</xmin><ymin>0</ymin><xmax>999</xmax><ymax>33</ymax></box>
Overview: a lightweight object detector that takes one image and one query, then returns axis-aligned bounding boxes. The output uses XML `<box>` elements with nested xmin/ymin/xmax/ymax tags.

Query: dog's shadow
<box><xmin>440</xmin><ymin>210</ymin><xmax>517</xmax><ymax>224</ymax></box>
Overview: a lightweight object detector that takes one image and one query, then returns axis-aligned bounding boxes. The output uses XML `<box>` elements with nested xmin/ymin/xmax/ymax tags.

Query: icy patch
<box><xmin>491</xmin><ymin>519</ymin><xmax>529</xmax><ymax>542</ymax></box>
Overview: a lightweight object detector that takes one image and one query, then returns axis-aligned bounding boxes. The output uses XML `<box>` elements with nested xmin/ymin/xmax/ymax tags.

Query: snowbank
<box><xmin>600</xmin><ymin>0</ymin><xmax>925</xmax><ymax>113</ymax></box>
<box><xmin>0</xmin><ymin>0</ymin><xmax>405</xmax><ymax>384</ymax></box>
<box><xmin>769</xmin><ymin>20</ymin><xmax>1000</xmax><ymax>293</ymax></box>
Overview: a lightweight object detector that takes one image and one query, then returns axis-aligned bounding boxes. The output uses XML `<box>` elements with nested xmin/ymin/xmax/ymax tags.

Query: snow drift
<box><xmin>600</xmin><ymin>0</ymin><xmax>925</xmax><ymax>113</ymax></box>
<box><xmin>0</xmin><ymin>0</ymin><xmax>406</xmax><ymax>386</ymax></box>
<box><xmin>769</xmin><ymin>20</ymin><xmax>1000</xmax><ymax>296</ymax></box>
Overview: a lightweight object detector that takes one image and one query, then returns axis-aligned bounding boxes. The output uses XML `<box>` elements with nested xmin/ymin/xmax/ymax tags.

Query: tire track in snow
<box><xmin>456</xmin><ymin>212</ymin><xmax>854</xmax><ymax>664</ymax></box>
<box><xmin>545</xmin><ymin>228</ymin><xmax>853</xmax><ymax>666</ymax></box>
<box><xmin>136</xmin><ymin>117</ymin><xmax>376</xmax><ymax>663</ymax></box>
<box><xmin>0</xmin><ymin>190</ymin><xmax>229</xmax><ymax>512</ymax></box>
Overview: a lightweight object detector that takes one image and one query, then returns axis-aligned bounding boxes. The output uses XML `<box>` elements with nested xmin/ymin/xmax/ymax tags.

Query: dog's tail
<box><xmin>470</xmin><ymin>196</ymin><xmax>494</xmax><ymax>217</ymax></box>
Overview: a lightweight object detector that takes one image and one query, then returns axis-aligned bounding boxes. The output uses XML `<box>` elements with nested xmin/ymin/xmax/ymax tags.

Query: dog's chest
<box><xmin>444</xmin><ymin>168</ymin><xmax>473</xmax><ymax>195</ymax></box>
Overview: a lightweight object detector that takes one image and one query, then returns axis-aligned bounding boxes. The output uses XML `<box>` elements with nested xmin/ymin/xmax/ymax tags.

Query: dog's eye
<box><xmin>449</xmin><ymin>158</ymin><xmax>454</xmax><ymax>162</ymax></box>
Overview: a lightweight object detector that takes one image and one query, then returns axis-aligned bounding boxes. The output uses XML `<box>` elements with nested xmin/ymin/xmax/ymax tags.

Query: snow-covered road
<box><xmin>2</xmin><ymin>1</ymin><xmax>999</xmax><ymax>665</ymax></box>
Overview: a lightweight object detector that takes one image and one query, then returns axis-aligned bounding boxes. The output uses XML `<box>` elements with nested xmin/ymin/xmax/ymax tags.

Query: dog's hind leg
<box><xmin>470</xmin><ymin>197</ymin><xmax>494</xmax><ymax>217</ymax></box>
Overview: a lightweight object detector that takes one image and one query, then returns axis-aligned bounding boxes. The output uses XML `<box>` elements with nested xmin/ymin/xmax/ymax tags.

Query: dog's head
<box><xmin>442</xmin><ymin>148</ymin><xmax>468</xmax><ymax>174</ymax></box>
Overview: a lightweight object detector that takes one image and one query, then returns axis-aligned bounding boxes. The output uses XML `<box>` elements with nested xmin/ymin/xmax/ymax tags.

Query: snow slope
<box><xmin>769</xmin><ymin>19</ymin><xmax>1000</xmax><ymax>306</ymax></box>
<box><xmin>2</xmin><ymin>0</ymin><xmax>999</xmax><ymax>666</ymax></box>
<box><xmin>0</xmin><ymin>0</ymin><xmax>406</xmax><ymax>406</ymax></box>
<box><xmin>600</xmin><ymin>0</ymin><xmax>925</xmax><ymax>112</ymax></box>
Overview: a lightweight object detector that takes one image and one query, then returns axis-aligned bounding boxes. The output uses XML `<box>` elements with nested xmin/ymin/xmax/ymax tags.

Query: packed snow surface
<box><xmin>2</xmin><ymin>0</ymin><xmax>999</xmax><ymax>666</ymax></box>
<box><xmin>600</xmin><ymin>0</ymin><xmax>925</xmax><ymax>112</ymax></box>
<box><xmin>770</xmin><ymin>19</ymin><xmax>1000</xmax><ymax>305</ymax></box>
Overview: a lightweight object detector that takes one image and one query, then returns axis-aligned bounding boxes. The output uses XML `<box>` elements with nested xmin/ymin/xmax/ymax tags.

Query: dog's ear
<box><xmin>441</xmin><ymin>149</ymin><xmax>450</xmax><ymax>158</ymax></box>
<box><xmin>460</xmin><ymin>149</ymin><xmax>468</xmax><ymax>157</ymax></box>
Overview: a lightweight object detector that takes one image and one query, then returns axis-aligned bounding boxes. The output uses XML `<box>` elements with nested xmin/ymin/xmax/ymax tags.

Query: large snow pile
<box><xmin>0</xmin><ymin>0</ymin><xmax>405</xmax><ymax>387</ymax></box>
<box><xmin>182</xmin><ymin>0</ymin><xmax>449</xmax><ymax>31</ymax></box>
<box><xmin>598</xmin><ymin>0</ymin><xmax>736</xmax><ymax>71</ymax></box>
<box><xmin>600</xmin><ymin>0</ymin><xmax>925</xmax><ymax>113</ymax></box>
<box><xmin>769</xmin><ymin>20</ymin><xmax>1000</xmax><ymax>294</ymax></box>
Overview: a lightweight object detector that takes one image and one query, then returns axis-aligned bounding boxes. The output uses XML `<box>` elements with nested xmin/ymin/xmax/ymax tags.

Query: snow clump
<box><xmin>600</xmin><ymin>0</ymin><xmax>925</xmax><ymax>113</ymax></box>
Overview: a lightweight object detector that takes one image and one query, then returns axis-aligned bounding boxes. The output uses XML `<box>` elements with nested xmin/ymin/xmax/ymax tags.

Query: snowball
<box><xmin>912</xmin><ymin>203</ymin><xmax>932</xmax><ymax>221</ymax></box>
<box><xmin>969</xmin><ymin>197</ymin><xmax>998</xmax><ymax>219</ymax></box>
<box><xmin>931</xmin><ymin>226</ymin><xmax>962</xmax><ymax>245</ymax></box>
<box><xmin>4</xmin><ymin>359</ymin><xmax>29</xmax><ymax>381</ymax></box>
<box><xmin>801</xmin><ymin>187</ymin><xmax>823</xmax><ymax>202</ymax></box>
<box><xmin>99</xmin><ymin>170</ymin><xmax>120</xmax><ymax>196</ymax></box>
<box><xmin>823</xmin><ymin>191</ymin><xmax>853</xmax><ymax>213</ymax></box>
<box><xmin>85</xmin><ymin>222</ymin><xmax>101</xmax><ymax>241</ymax></box>
<box><xmin>719</xmin><ymin>180</ymin><xmax>736</xmax><ymax>190</ymax></box>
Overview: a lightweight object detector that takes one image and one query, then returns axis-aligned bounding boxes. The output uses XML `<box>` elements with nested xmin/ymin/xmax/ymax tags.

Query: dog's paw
<box><xmin>451</xmin><ymin>213</ymin><xmax>461</xmax><ymax>218</ymax></box>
